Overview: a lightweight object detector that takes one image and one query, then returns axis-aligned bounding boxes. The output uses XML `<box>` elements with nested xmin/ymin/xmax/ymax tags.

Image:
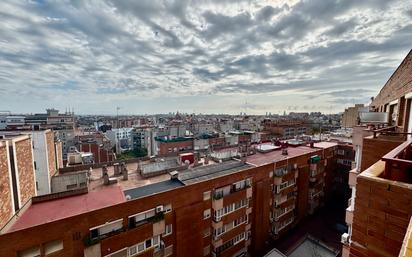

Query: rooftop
<box><xmin>88</xmin><ymin>161</ymin><xmax>171</xmax><ymax>192</ymax></box>
<box><xmin>246</xmin><ymin>144</ymin><xmax>321</xmax><ymax>166</ymax></box>
<box><xmin>287</xmin><ymin>237</ymin><xmax>338</xmax><ymax>257</ymax></box>
<box><xmin>9</xmin><ymin>186</ymin><xmax>125</xmax><ymax>232</ymax></box>
<box><xmin>124</xmin><ymin>179</ymin><xmax>184</xmax><ymax>200</ymax></box>
<box><xmin>178</xmin><ymin>160</ymin><xmax>252</xmax><ymax>185</ymax></box>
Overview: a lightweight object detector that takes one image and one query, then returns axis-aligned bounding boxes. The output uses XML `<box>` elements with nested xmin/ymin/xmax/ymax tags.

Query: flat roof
<box><xmin>264</xmin><ymin>248</ymin><xmax>287</xmax><ymax>257</ymax></box>
<box><xmin>9</xmin><ymin>186</ymin><xmax>125</xmax><ymax>232</ymax></box>
<box><xmin>313</xmin><ymin>141</ymin><xmax>339</xmax><ymax>148</ymax></box>
<box><xmin>288</xmin><ymin>237</ymin><xmax>338</xmax><ymax>257</ymax></box>
<box><xmin>179</xmin><ymin>160</ymin><xmax>252</xmax><ymax>185</ymax></box>
<box><xmin>247</xmin><ymin>145</ymin><xmax>319</xmax><ymax>166</ymax></box>
<box><xmin>124</xmin><ymin>179</ymin><xmax>184</xmax><ymax>200</ymax></box>
<box><xmin>88</xmin><ymin>162</ymin><xmax>171</xmax><ymax>192</ymax></box>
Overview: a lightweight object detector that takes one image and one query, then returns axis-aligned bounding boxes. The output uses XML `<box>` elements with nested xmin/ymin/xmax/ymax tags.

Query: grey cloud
<box><xmin>0</xmin><ymin>0</ymin><xmax>411</xmax><ymax>114</ymax></box>
<box><xmin>324</xmin><ymin>18</ymin><xmax>358</xmax><ymax>36</ymax></box>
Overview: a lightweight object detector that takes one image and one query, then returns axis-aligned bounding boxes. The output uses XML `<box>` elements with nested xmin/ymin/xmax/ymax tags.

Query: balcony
<box><xmin>83</xmin><ymin>227</ymin><xmax>125</xmax><ymax>247</ymax></box>
<box><xmin>274</xmin><ymin>195</ymin><xmax>296</xmax><ymax>209</ymax></box>
<box><xmin>381</xmin><ymin>139</ymin><xmax>412</xmax><ymax>183</ymax></box>
<box><xmin>345</xmin><ymin>205</ymin><xmax>354</xmax><ymax>225</ymax></box>
<box><xmin>213</xmin><ymin>183</ymin><xmax>251</xmax><ymax>201</ymax></box>
<box><xmin>274</xmin><ymin>165</ymin><xmax>297</xmax><ymax>177</ymax></box>
<box><xmin>274</xmin><ymin>206</ymin><xmax>294</xmax><ymax>221</ymax></box>
<box><xmin>348</xmin><ymin>168</ymin><xmax>357</xmax><ymax>187</ymax></box>
<box><xmin>273</xmin><ymin>217</ymin><xmax>294</xmax><ymax>235</ymax></box>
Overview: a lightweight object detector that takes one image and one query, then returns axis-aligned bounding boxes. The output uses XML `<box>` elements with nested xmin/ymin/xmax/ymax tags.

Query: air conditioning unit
<box><xmin>156</xmin><ymin>205</ymin><xmax>164</xmax><ymax>213</ymax></box>
<box><xmin>341</xmin><ymin>233</ymin><xmax>349</xmax><ymax>244</ymax></box>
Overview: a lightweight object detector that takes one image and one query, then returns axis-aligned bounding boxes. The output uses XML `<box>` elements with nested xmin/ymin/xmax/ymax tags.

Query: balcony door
<box><xmin>408</xmin><ymin>99</ymin><xmax>412</xmax><ymax>139</ymax></box>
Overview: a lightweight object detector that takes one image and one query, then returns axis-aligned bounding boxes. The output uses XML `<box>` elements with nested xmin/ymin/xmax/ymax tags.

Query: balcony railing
<box><xmin>83</xmin><ymin>227</ymin><xmax>125</xmax><ymax>246</ymax></box>
<box><xmin>213</xmin><ymin>184</ymin><xmax>251</xmax><ymax>200</ymax></box>
<box><xmin>381</xmin><ymin>139</ymin><xmax>412</xmax><ymax>182</ymax></box>
<box><xmin>84</xmin><ymin>212</ymin><xmax>165</xmax><ymax>247</ymax></box>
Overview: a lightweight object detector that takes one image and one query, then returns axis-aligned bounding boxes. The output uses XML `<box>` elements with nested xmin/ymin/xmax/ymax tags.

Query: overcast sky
<box><xmin>0</xmin><ymin>0</ymin><xmax>411</xmax><ymax>115</ymax></box>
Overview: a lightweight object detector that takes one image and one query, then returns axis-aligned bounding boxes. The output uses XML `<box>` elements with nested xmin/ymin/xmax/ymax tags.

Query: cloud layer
<box><xmin>0</xmin><ymin>0</ymin><xmax>411</xmax><ymax>114</ymax></box>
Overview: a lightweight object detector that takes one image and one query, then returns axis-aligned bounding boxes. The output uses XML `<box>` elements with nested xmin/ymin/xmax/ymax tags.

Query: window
<box><xmin>164</xmin><ymin>204</ymin><xmax>172</xmax><ymax>213</ymax></box>
<box><xmin>337</xmin><ymin>149</ymin><xmax>345</xmax><ymax>155</ymax></box>
<box><xmin>44</xmin><ymin>240</ymin><xmax>63</xmax><ymax>255</ymax></box>
<box><xmin>137</xmin><ymin>243</ymin><xmax>144</xmax><ymax>252</ymax></box>
<box><xmin>128</xmin><ymin>236</ymin><xmax>160</xmax><ymax>256</ymax></box>
<box><xmin>203</xmin><ymin>209</ymin><xmax>211</xmax><ymax>219</ymax></box>
<box><xmin>214</xmin><ymin>199</ymin><xmax>249</xmax><ymax>221</ymax></box>
<box><xmin>145</xmin><ymin>239</ymin><xmax>152</xmax><ymax>249</ymax></box>
<box><xmin>90</xmin><ymin>219</ymin><xmax>123</xmax><ymax>239</ymax></box>
<box><xmin>129</xmin><ymin>209</ymin><xmax>155</xmax><ymax>228</ymax></box>
<box><xmin>203</xmin><ymin>191</ymin><xmax>211</xmax><ymax>201</ymax></box>
<box><xmin>164</xmin><ymin>224</ymin><xmax>172</xmax><ymax>236</ymax></box>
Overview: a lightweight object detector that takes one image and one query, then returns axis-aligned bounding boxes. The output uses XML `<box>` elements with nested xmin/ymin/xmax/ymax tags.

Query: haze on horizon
<box><xmin>0</xmin><ymin>0</ymin><xmax>411</xmax><ymax>115</ymax></box>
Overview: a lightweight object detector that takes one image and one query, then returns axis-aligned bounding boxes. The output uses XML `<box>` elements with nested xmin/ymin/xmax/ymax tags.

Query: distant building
<box><xmin>75</xmin><ymin>133</ymin><xmax>115</xmax><ymax>164</ymax></box>
<box><xmin>341</xmin><ymin>104</ymin><xmax>366</xmax><ymax>128</ymax></box>
<box><xmin>105</xmin><ymin>128</ymin><xmax>134</xmax><ymax>152</ymax></box>
<box><xmin>262</xmin><ymin>119</ymin><xmax>309</xmax><ymax>139</ymax></box>
<box><xmin>155</xmin><ymin>136</ymin><xmax>194</xmax><ymax>156</ymax></box>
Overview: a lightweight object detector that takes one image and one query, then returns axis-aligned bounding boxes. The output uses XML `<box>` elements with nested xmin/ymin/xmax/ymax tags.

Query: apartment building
<box><xmin>342</xmin><ymin>49</ymin><xmax>412</xmax><ymax>257</ymax></box>
<box><xmin>0</xmin><ymin>130</ymin><xmax>63</xmax><ymax>195</ymax></box>
<box><xmin>0</xmin><ymin>138</ymin><xmax>347</xmax><ymax>257</ymax></box>
<box><xmin>76</xmin><ymin>133</ymin><xmax>115</xmax><ymax>164</ymax></box>
<box><xmin>0</xmin><ymin>135</ymin><xmax>36</xmax><ymax>230</ymax></box>
<box><xmin>341</xmin><ymin>104</ymin><xmax>366</xmax><ymax>128</ymax></box>
<box><xmin>262</xmin><ymin>119</ymin><xmax>308</xmax><ymax>139</ymax></box>
<box><xmin>155</xmin><ymin>137</ymin><xmax>194</xmax><ymax>156</ymax></box>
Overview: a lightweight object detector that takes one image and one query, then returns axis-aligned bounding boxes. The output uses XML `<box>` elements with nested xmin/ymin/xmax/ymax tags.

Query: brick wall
<box><xmin>0</xmin><ymin>142</ymin><xmax>14</xmax><ymax>229</ymax></box>
<box><xmin>0</xmin><ymin>145</ymin><xmax>345</xmax><ymax>257</ymax></box>
<box><xmin>55</xmin><ymin>141</ymin><xmax>63</xmax><ymax>169</ymax></box>
<box><xmin>46</xmin><ymin>131</ymin><xmax>57</xmax><ymax>178</ymax></box>
<box><xmin>14</xmin><ymin>138</ymin><xmax>36</xmax><ymax>205</ymax></box>
<box><xmin>350</xmin><ymin>173</ymin><xmax>412</xmax><ymax>257</ymax></box>
<box><xmin>158</xmin><ymin>140</ymin><xmax>193</xmax><ymax>156</ymax></box>
<box><xmin>371</xmin><ymin>50</ymin><xmax>412</xmax><ymax>109</ymax></box>
<box><xmin>361</xmin><ymin>136</ymin><xmax>403</xmax><ymax>171</ymax></box>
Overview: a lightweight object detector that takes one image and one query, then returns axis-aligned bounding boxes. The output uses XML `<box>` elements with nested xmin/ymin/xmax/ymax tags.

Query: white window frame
<box><xmin>164</xmin><ymin>224</ymin><xmax>172</xmax><ymax>236</ymax></box>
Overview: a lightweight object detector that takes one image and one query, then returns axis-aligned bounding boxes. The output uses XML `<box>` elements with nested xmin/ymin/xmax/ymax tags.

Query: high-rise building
<box><xmin>342</xmin><ymin>50</ymin><xmax>412</xmax><ymax>257</ymax></box>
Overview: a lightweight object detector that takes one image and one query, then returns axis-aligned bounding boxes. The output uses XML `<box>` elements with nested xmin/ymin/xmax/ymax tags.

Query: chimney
<box><xmin>113</xmin><ymin>162</ymin><xmax>120</xmax><ymax>176</ymax></box>
<box><xmin>122</xmin><ymin>165</ymin><xmax>128</xmax><ymax>181</ymax></box>
<box><xmin>310</xmin><ymin>141</ymin><xmax>314</xmax><ymax>148</ymax></box>
<box><xmin>103</xmin><ymin>172</ymin><xmax>109</xmax><ymax>185</ymax></box>
<box><xmin>169</xmin><ymin>171</ymin><xmax>179</xmax><ymax>180</ymax></box>
<box><xmin>102</xmin><ymin>165</ymin><xmax>108</xmax><ymax>178</ymax></box>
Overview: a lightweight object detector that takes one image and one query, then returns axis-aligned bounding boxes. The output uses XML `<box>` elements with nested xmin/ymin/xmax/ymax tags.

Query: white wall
<box><xmin>32</xmin><ymin>131</ymin><xmax>51</xmax><ymax>195</ymax></box>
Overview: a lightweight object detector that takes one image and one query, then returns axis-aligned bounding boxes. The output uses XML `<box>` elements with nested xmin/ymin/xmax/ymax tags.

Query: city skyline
<box><xmin>1</xmin><ymin>0</ymin><xmax>412</xmax><ymax>114</ymax></box>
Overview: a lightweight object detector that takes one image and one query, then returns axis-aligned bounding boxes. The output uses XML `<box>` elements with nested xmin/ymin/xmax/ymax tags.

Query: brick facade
<box><xmin>371</xmin><ymin>50</ymin><xmax>412</xmax><ymax>109</ymax></box>
<box><xmin>350</xmin><ymin>166</ymin><xmax>412</xmax><ymax>257</ymax></box>
<box><xmin>46</xmin><ymin>130</ymin><xmax>57</xmax><ymax>178</ymax></box>
<box><xmin>0</xmin><ymin>144</ymin><xmax>345</xmax><ymax>257</ymax></box>
<box><xmin>13</xmin><ymin>137</ymin><xmax>36</xmax><ymax>207</ymax></box>
<box><xmin>0</xmin><ymin>141</ymin><xmax>14</xmax><ymax>229</ymax></box>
